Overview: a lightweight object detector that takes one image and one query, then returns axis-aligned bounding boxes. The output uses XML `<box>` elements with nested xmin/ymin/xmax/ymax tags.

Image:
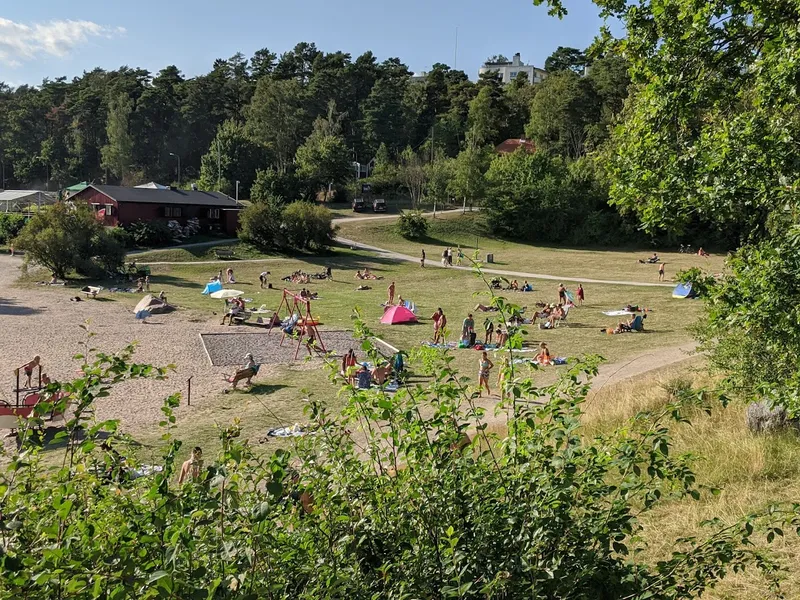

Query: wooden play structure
<box><xmin>0</xmin><ymin>356</ymin><xmax>67</xmax><ymax>429</ymax></box>
<box><xmin>269</xmin><ymin>289</ymin><xmax>327</xmax><ymax>359</ymax></box>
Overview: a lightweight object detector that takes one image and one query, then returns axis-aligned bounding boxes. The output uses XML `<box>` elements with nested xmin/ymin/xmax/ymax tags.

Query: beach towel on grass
<box><xmin>603</xmin><ymin>310</ymin><xmax>635</xmax><ymax>317</ymax></box>
<box><xmin>421</xmin><ymin>341</ymin><xmax>457</xmax><ymax>349</ymax></box>
<box><xmin>268</xmin><ymin>424</ymin><xmax>314</xmax><ymax>438</ymax></box>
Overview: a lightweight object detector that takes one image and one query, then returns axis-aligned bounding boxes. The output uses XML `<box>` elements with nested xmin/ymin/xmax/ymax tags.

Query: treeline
<box><xmin>0</xmin><ymin>42</ymin><xmax>639</xmax><ymax>243</ymax></box>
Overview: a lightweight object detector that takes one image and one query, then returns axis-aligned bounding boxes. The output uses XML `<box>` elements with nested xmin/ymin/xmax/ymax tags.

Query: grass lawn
<box><xmin>133</xmin><ymin>248</ymin><xmax>700</xmax><ymax>368</ymax></box>
<box><xmin>336</xmin><ymin>212</ymin><xmax>727</xmax><ymax>284</ymax></box>
<box><xmin>20</xmin><ymin>245</ymin><xmax>703</xmax><ymax>468</ymax></box>
<box><xmin>129</xmin><ymin>242</ymin><xmax>278</xmax><ymax>263</ymax></box>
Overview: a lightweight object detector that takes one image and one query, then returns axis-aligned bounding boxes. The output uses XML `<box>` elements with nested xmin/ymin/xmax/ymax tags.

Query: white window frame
<box><xmin>105</xmin><ymin>204</ymin><xmax>113</xmax><ymax>216</ymax></box>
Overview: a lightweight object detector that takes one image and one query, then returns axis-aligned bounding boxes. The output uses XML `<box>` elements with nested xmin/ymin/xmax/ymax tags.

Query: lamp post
<box><xmin>235</xmin><ymin>180</ymin><xmax>240</xmax><ymax>202</ymax></box>
<box><xmin>169</xmin><ymin>152</ymin><xmax>181</xmax><ymax>187</ymax></box>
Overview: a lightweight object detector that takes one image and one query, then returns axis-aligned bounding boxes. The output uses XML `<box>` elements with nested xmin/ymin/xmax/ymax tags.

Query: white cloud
<box><xmin>0</xmin><ymin>18</ymin><xmax>125</xmax><ymax>67</ymax></box>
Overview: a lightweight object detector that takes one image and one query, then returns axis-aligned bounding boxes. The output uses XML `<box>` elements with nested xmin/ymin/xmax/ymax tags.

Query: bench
<box><xmin>214</xmin><ymin>249</ymin><xmax>235</xmax><ymax>259</ymax></box>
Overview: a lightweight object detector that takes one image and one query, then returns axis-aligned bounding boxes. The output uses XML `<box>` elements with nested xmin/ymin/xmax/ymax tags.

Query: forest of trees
<box><xmin>0</xmin><ymin>43</ymin><xmax>633</xmax><ymax>232</ymax></box>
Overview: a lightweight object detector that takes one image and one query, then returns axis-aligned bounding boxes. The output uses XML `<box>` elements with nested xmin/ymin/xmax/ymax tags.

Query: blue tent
<box><xmin>202</xmin><ymin>280</ymin><xmax>223</xmax><ymax>295</ymax></box>
<box><xmin>672</xmin><ymin>282</ymin><xmax>697</xmax><ymax>299</ymax></box>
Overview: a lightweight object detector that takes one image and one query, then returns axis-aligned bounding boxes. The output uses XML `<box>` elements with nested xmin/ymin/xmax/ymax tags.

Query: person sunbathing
<box><xmin>536</xmin><ymin>342</ymin><xmax>552</xmax><ymax>366</ymax></box>
<box><xmin>371</xmin><ymin>362</ymin><xmax>393</xmax><ymax>385</ymax></box>
<box><xmin>614</xmin><ymin>314</ymin><xmax>645</xmax><ymax>334</ymax></box>
<box><xmin>355</xmin><ymin>270</ymin><xmax>365</xmax><ymax>280</ymax></box>
<box><xmin>474</xmin><ymin>303</ymin><xmax>499</xmax><ymax>312</ymax></box>
<box><xmin>510</xmin><ymin>280</ymin><xmax>519</xmax><ymax>291</ymax></box>
<box><xmin>698</xmin><ymin>247</ymin><xmax>710</xmax><ymax>257</ymax></box>
<box><xmin>531</xmin><ymin>305</ymin><xmax>552</xmax><ymax>325</ymax></box>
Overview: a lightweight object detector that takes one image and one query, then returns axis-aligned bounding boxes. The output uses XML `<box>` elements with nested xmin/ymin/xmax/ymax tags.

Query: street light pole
<box><xmin>169</xmin><ymin>152</ymin><xmax>181</xmax><ymax>187</ymax></box>
<box><xmin>235</xmin><ymin>180</ymin><xmax>240</xmax><ymax>202</ymax></box>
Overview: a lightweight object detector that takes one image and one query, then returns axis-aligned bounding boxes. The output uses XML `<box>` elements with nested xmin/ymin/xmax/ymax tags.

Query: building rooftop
<box><xmin>83</xmin><ymin>185</ymin><xmax>238</xmax><ymax>207</ymax></box>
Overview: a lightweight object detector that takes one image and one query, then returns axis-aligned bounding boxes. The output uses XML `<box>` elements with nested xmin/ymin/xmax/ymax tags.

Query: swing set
<box><xmin>269</xmin><ymin>289</ymin><xmax>327</xmax><ymax>359</ymax></box>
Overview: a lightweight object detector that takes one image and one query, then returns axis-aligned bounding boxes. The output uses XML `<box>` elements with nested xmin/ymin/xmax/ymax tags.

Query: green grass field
<box><xmin>336</xmin><ymin>212</ymin><xmax>727</xmax><ymax>283</ymax></box>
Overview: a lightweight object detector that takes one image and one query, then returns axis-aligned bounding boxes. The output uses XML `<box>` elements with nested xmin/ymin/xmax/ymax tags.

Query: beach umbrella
<box><xmin>210</xmin><ymin>289</ymin><xmax>244</xmax><ymax>299</ymax></box>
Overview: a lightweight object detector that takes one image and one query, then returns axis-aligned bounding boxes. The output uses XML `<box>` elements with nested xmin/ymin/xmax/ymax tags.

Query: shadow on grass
<box><xmin>223</xmin><ymin>383</ymin><xmax>289</xmax><ymax>396</ymax></box>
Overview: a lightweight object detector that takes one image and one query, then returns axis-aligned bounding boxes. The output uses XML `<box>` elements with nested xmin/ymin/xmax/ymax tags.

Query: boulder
<box><xmin>746</xmin><ymin>400</ymin><xmax>800</xmax><ymax>433</ymax></box>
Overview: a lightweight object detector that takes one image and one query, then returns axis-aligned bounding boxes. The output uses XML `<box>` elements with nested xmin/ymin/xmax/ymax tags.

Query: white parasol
<box><xmin>209</xmin><ymin>289</ymin><xmax>244</xmax><ymax>299</ymax></box>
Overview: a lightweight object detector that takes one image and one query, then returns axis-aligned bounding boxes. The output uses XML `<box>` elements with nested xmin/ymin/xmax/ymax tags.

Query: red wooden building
<box><xmin>71</xmin><ymin>185</ymin><xmax>241</xmax><ymax>235</ymax></box>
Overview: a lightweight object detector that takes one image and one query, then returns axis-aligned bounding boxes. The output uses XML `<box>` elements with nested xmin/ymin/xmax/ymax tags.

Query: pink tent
<box><xmin>381</xmin><ymin>305</ymin><xmax>418</xmax><ymax>325</ymax></box>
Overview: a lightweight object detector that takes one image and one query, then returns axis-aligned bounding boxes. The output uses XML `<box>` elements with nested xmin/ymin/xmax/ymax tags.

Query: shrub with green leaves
<box><xmin>396</xmin><ymin>210</ymin><xmax>428</xmax><ymax>239</ymax></box>
<box><xmin>0</xmin><ymin>213</ymin><xmax>26</xmax><ymax>244</ymax></box>
<box><xmin>124</xmin><ymin>219</ymin><xmax>175</xmax><ymax>247</ymax></box>
<box><xmin>13</xmin><ymin>203</ymin><xmax>125</xmax><ymax>278</ymax></box>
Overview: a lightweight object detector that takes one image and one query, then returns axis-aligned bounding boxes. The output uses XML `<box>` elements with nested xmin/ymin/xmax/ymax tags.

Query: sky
<box><xmin>0</xmin><ymin>0</ymin><xmax>612</xmax><ymax>87</ymax></box>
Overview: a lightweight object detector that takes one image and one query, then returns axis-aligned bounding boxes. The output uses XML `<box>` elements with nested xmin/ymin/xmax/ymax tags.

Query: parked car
<box><xmin>352</xmin><ymin>197</ymin><xmax>366</xmax><ymax>212</ymax></box>
<box><xmin>373</xmin><ymin>198</ymin><xmax>387</xmax><ymax>212</ymax></box>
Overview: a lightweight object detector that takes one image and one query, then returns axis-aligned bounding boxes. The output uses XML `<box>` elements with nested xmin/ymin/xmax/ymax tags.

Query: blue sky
<box><xmin>1</xmin><ymin>0</ymin><xmax>610</xmax><ymax>86</ymax></box>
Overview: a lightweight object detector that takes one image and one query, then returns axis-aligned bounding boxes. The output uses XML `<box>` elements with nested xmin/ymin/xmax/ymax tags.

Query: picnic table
<box><xmin>214</xmin><ymin>248</ymin><xmax>235</xmax><ymax>259</ymax></box>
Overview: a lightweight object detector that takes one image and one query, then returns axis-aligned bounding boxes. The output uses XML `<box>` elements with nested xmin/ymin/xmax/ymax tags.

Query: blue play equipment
<box><xmin>202</xmin><ymin>280</ymin><xmax>223</xmax><ymax>295</ymax></box>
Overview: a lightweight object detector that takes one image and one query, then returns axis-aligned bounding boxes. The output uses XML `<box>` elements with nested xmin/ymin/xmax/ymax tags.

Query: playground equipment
<box><xmin>269</xmin><ymin>289</ymin><xmax>327</xmax><ymax>359</ymax></box>
<box><xmin>0</xmin><ymin>357</ymin><xmax>67</xmax><ymax>429</ymax></box>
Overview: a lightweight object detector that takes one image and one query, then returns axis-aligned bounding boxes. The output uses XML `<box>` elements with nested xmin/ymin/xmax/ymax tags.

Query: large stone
<box><xmin>745</xmin><ymin>401</ymin><xmax>800</xmax><ymax>433</ymax></box>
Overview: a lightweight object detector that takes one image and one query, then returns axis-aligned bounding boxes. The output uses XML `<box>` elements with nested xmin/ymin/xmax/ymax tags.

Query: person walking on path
<box><xmin>388</xmin><ymin>281</ymin><xmax>396</xmax><ymax>305</ymax></box>
<box><xmin>421</xmin><ymin>249</ymin><xmax>426</xmax><ymax>268</ymax></box>
<box><xmin>576</xmin><ymin>284</ymin><xmax>584</xmax><ymax>306</ymax></box>
<box><xmin>478</xmin><ymin>351</ymin><xmax>494</xmax><ymax>397</ymax></box>
<box><xmin>441</xmin><ymin>248</ymin><xmax>448</xmax><ymax>267</ymax></box>
<box><xmin>456</xmin><ymin>246</ymin><xmax>464</xmax><ymax>265</ymax></box>
<box><xmin>447</xmin><ymin>247</ymin><xmax>453</xmax><ymax>266</ymax></box>
<box><xmin>658</xmin><ymin>263</ymin><xmax>666</xmax><ymax>282</ymax></box>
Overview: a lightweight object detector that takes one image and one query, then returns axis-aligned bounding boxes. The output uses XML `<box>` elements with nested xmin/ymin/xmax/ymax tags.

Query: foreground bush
<box><xmin>0</xmin><ymin>213</ymin><xmax>26</xmax><ymax>244</ymax></box>
<box><xmin>2</xmin><ymin>308</ymin><xmax>799</xmax><ymax>598</ymax></box>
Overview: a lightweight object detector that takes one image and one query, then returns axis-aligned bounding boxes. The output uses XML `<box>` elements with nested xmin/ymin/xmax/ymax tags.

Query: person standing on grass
<box><xmin>259</xmin><ymin>271</ymin><xmax>270</xmax><ymax>288</ymax></box>
<box><xmin>178</xmin><ymin>447</ymin><xmax>204</xmax><ymax>484</ymax></box>
<box><xmin>421</xmin><ymin>249</ymin><xmax>426</xmax><ymax>268</ymax></box>
<box><xmin>484</xmin><ymin>318</ymin><xmax>494</xmax><ymax>345</ymax></box>
<box><xmin>144</xmin><ymin>275</ymin><xmax>151</xmax><ymax>292</ymax></box>
<box><xmin>658</xmin><ymin>262</ymin><xmax>666</xmax><ymax>282</ymax></box>
<box><xmin>462</xmin><ymin>313</ymin><xmax>475</xmax><ymax>346</ymax></box>
<box><xmin>557</xmin><ymin>283</ymin><xmax>567</xmax><ymax>304</ymax></box>
<box><xmin>432</xmin><ymin>308</ymin><xmax>446</xmax><ymax>344</ymax></box>
<box><xmin>576</xmin><ymin>284</ymin><xmax>585</xmax><ymax>306</ymax></box>
<box><xmin>388</xmin><ymin>281</ymin><xmax>396</xmax><ymax>305</ymax></box>
<box><xmin>477</xmin><ymin>351</ymin><xmax>494</xmax><ymax>397</ymax></box>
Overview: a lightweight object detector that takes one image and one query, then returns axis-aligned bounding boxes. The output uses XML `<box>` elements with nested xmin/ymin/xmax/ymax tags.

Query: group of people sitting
<box><xmin>532</xmin><ymin>303</ymin><xmax>569</xmax><ymax>329</ymax></box>
<box><xmin>355</xmin><ymin>268</ymin><xmax>382</xmax><ymax>280</ymax></box>
<box><xmin>299</xmin><ymin>288</ymin><xmax>319</xmax><ymax>300</ymax></box>
<box><xmin>340</xmin><ymin>348</ymin><xmax>403</xmax><ymax>389</ymax></box>
<box><xmin>282</xmin><ymin>271</ymin><xmax>310</xmax><ymax>284</ymax></box>
<box><xmin>505</xmin><ymin>280</ymin><xmax>533</xmax><ymax>292</ymax></box>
